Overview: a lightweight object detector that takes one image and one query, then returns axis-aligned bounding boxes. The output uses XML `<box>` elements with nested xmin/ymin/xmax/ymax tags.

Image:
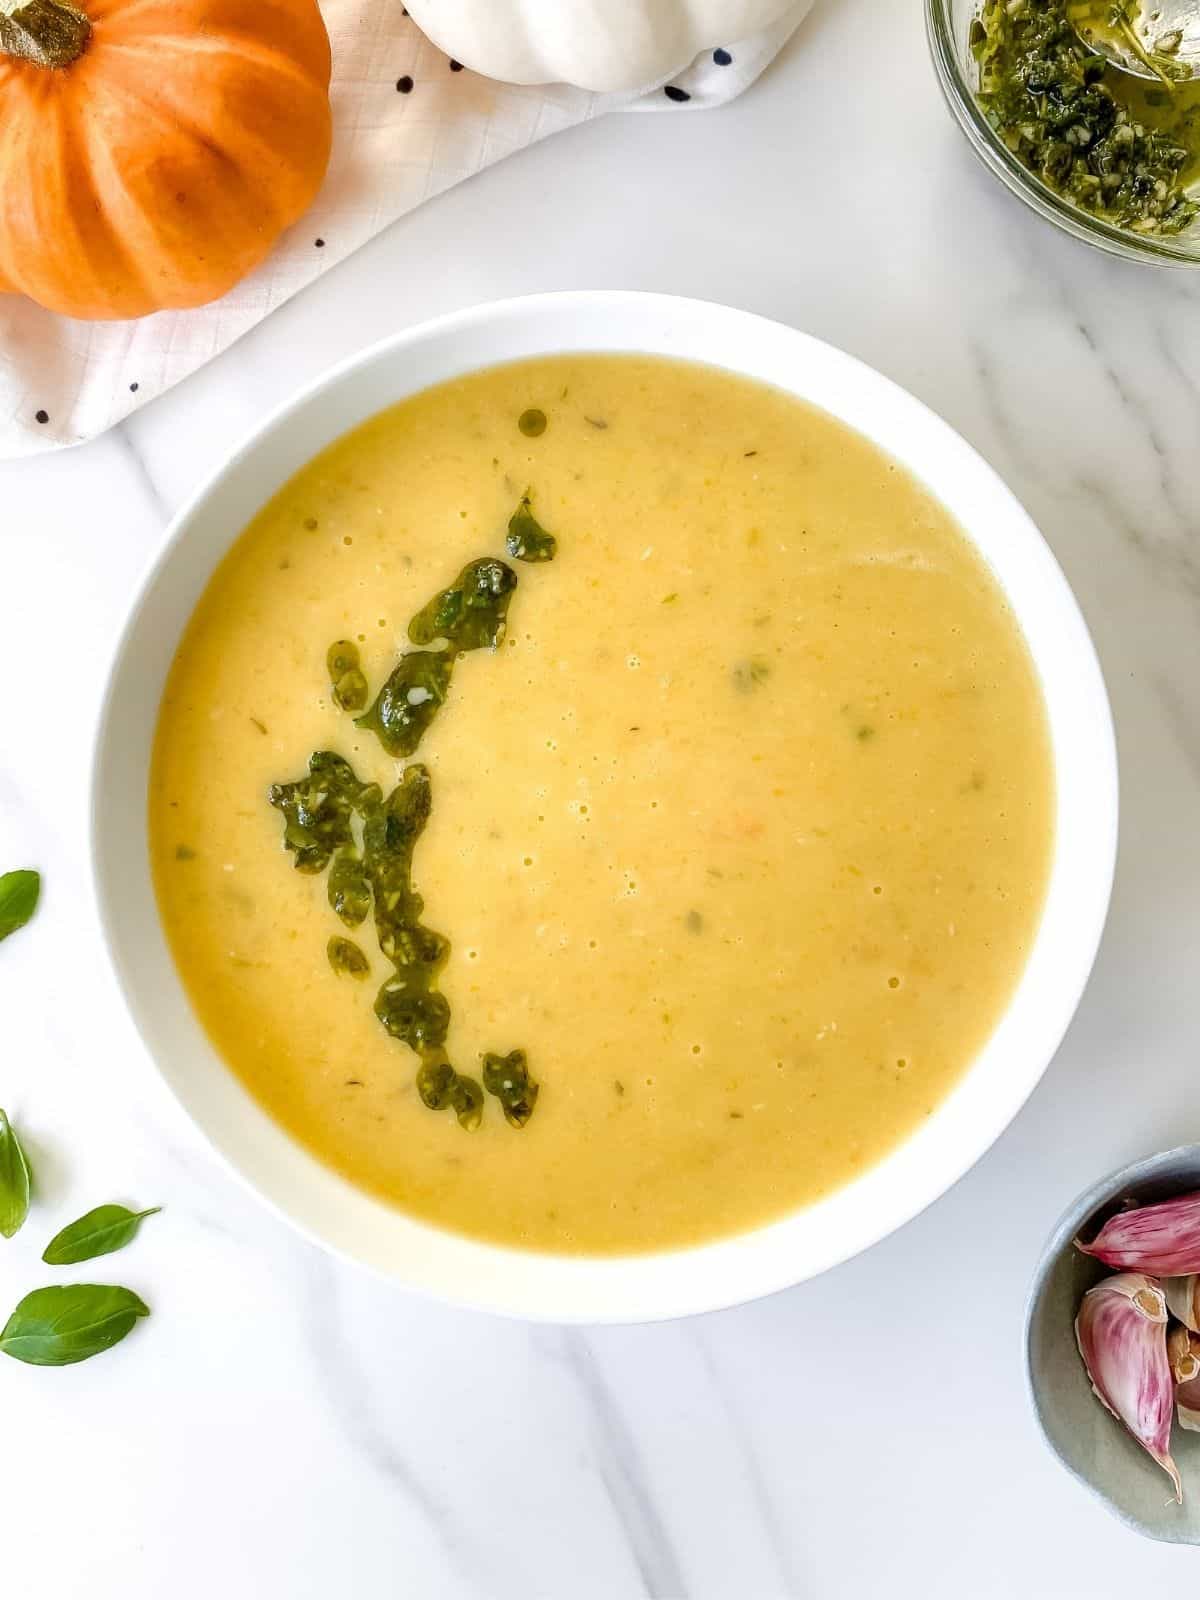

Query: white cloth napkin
<box><xmin>0</xmin><ymin>1</ymin><xmax>810</xmax><ymax>460</ymax></box>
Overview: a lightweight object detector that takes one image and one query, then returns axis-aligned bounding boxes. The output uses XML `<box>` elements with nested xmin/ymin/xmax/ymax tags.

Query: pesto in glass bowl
<box><xmin>927</xmin><ymin>0</ymin><xmax>1200</xmax><ymax>264</ymax></box>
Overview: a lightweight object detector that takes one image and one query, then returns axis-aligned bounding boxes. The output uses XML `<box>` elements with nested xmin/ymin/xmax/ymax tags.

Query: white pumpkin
<box><xmin>403</xmin><ymin>0</ymin><xmax>799</xmax><ymax>93</ymax></box>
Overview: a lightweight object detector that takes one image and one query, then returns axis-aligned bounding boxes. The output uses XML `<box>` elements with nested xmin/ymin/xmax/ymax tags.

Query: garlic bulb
<box><xmin>1075</xmin><ymin>1273</ymin><xmax>1181</xmax><ymax>1502</ymax></box>
<box><xmin>1078</xmin><ymin>1192</ymin><xmax>1200</xmax><ymax>1276</ymax></box>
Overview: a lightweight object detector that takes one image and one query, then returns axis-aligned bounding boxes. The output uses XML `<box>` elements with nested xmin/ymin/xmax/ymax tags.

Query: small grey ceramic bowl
<box><xmin>1027</xmin><ymin>1145</ymin><xmax>1200</xmax><ymax>1543</ymax></box>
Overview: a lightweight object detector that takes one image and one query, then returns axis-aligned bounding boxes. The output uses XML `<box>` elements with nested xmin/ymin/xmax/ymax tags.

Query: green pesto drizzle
<box><xmin>353</xmin><ymin>558</ymin><xmax>517</xmax><ymax>758</ymax></box>
<box><xmin>407</xmin><ymin>557</ymin><xmax>518</xmax><ymax>651</ymax></box>
<box><xmin>327</xmin><ymin>847</ymin><xmax>370</xmax><ymax>927</ymax></box>
<box><xmin>353</xmin><ymin>649</ymin><xmax>455</xmax><ymax>758</ymax></box>
<box><xmin>267</xmin><ymin>752</ymin><xmax>381</xmax><ymax>875</ymax></box>
<box><xmin>506</xmin><ymin>494</ymin><xmax>557</xmax><ymax>563</ymax></box>
<box><xmin>482</xmin><ymin>1049</ymin><xmax>539</xmax><ymax>1127</ymax></box>
<box><xmin>327</xmin><ymin>639</ymin><xmax>368</xmax><ymax>712</ymax></box>
<box><xmin>269</xmin><ymin>496</ymin><xmax>555</xmax><ymax>1129</ymax></box>
<box><xmin>327</xmin><ymin>936</ymin><xmax>370</xmax><ymax>978</ymax></box>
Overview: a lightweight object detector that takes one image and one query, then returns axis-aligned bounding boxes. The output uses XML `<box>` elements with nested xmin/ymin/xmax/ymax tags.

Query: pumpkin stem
<box><xmin>0</xmin><ymin>0</ymin><xmax>91</xmax><ymax>67</ymax></box>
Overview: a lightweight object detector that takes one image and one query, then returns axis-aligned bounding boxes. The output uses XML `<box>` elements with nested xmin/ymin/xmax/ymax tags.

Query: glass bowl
<box><xmin>926</xmin><ymin>0</ymin><xmax>1200</xmax><ymax>266</ymax></box>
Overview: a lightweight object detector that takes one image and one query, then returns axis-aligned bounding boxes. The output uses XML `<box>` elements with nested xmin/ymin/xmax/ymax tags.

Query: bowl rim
<box><xmin>924</xmin><ymin>0</ymin><xmax>1200</xmax><ymax>269</ymax></box>
<box><xmin>89</xmin><ymin>289</ymin><xmax>1120</xmax><ymax>1322</ymax></box>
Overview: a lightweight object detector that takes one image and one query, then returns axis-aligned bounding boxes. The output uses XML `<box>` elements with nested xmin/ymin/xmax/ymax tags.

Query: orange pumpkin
<box><xmin>0</xmin><ymin>0</ymin><xmax>333</xmax><ymax>320</ymax></box>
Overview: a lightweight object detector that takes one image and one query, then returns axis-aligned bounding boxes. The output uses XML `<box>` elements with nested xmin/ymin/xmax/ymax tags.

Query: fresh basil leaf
<box><xmin>0</xmin><ymin>1109</ymin><xmax>32</xmax><ymax>1239</ymax></box>
<box><xmin>0</xmin><ymin>870</ymin><xmax>40</xmax><ymax>943</ymax></box>
<box><xmin>42</xmin><ymin>1204</ymin><xmax>161</xmax><ymax>1266</ymax></box>
<box><xmin>0</xmin><ymin>1284</ymin><xmax>149</xmax><ymax>1366</ymax></box>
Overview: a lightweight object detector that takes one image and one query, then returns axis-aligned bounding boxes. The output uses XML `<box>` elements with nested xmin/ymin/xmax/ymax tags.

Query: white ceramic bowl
<box><xmin>91</xmin><ymin>291</ymin><xmax>1118</xmax><ymax>1323</ymax></box>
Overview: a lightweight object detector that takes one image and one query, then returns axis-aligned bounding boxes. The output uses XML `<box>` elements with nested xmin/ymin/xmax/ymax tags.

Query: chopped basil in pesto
<box><xmin>354</xmin><ymin>648</ymin><xmax>455</xmax><ymax>759</ymax></box>
<box><xmin>269</xmin><ymin>512</ymin><xmax>564</xmax><ymax>1129</ymax></box>
<box><xmin>413</xmin><ymin>1061</ymin><xmax>483</xmax><ymax>1131</ymax></box>
<box><xmin>450</xmin><ymin>1075</ymin><xmax>484</xmax><ymax>1132</ymax></box>
<box><xmin>327</xmin><ymin>936</ymin><xmax>370</xmax><ymax>978</ymax></box>
<box><xmin>482</xmin><ymin>1049</ymin><xmax>540</xmax><ymax>1128</ymax></box>
<box><xmin>327</xmin><ymin>847</ymin><xmax>371</xmax><ymax>927</ymax></box>
<box><xmin>506</xmin><ymin>494</ymin><xmax>557</xmax><ymax>563</ymax></box>
<box><xmin>267</xmin><ymin>751</ymin><xmax>381</xmax><ymax>875</ymax></box>
<box><xmin>407</xmin><ymin>557</ymin><xmax>518</xmax><ymax>651</ymax></box>
<box><xmin>416</xmin><ymin>1056</ymin><xmax>456</xmax><ymax>1110</ymax></box>
<box><xmin>327</xmin><ymin>638</ymin><xmax>368</xmax><ymax>712</ymax></box>
<box><xmin>972</xmin><ymin>0</ymin><xmax>1200</xmax><ymax>236</ymax></box>
<box><xmin>355</xmin><ymin>557</ymin><xmax>521</xmax><ymax>757</ymax></box>
<box><xmin>271</xmin><ymin>748</ymin><xmax>505</xmax><ymax>1129</ymax></box>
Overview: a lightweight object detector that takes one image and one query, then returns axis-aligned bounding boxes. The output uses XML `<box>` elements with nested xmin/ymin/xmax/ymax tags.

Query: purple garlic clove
<box><xmin>1075</xmin><ymin>1190</ymin><xmax>1200</xmax><ymax>1273</ymax></box>
<box><xmin>1164</xmin><ymin>1275</ymin><xmax>1200</xmax><ymax>1334</ymax></box>
<box><xmin>1075</xmin><ymin>1273</ymin><xmax>1182</xmax><ymax>1503</ymax></box>
<box><xmin>1077</xmin><ymin>1191</ymin><xmax>1200</xmax><ymax>1276</ymax></box>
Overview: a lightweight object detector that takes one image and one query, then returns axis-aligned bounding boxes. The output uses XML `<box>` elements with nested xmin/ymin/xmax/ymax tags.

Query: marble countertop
<box><xmin>4</xmin><ymin>0</ymin><xmax>1200</xmax><ymax>1592</ymax></box>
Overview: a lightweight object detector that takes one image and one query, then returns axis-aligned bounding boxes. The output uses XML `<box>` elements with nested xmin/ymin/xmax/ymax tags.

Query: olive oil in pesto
<box><xmin>972</xmin><ymin>0</ymin><xmax>1200</xmax><ymax>236</ymax></box>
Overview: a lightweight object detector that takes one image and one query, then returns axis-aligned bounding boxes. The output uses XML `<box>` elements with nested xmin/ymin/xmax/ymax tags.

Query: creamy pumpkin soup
<box><xmin>150</xmin><ymin>355</ymin><xmax>1053</xmax><ymax>1254</ymax></box>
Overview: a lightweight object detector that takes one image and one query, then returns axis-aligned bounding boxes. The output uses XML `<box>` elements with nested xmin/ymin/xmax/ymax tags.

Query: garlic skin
<box><xmin>1164</xmin><ymin>1274</ymin><xmax>1200</xmax><ymax>1334</ymax></box>
<box><xmin>1075</xmin><ymin>1273</ymin><xmax>1182</xmax><ymax>1503</ymax></box>
<box><xmin>1169</xmin><ymin>1327</ymin><xmax>1200</xmax><ymax>1433</ymax></box>
<box><xmin>1177</xmin><ymin>1375</ymin><xmax>1200</xmax><ymax>1433</ymax></box>
<box><xmin>1078</xmin><ymin>1192</ymin><xmax>1200</xmax><ymax>1275</ymax></box>
<box><xmin>1167</xmin><ymin>1323</ymin><xmax>1200</xmax><ymax>1383</ymax></box>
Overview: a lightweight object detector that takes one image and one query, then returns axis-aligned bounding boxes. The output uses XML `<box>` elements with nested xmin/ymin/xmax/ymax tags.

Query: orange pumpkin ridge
<box><xmin>0</xmin><ymin>0</ymin><xmax>332</xmax><ymax>319</ymax></box>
